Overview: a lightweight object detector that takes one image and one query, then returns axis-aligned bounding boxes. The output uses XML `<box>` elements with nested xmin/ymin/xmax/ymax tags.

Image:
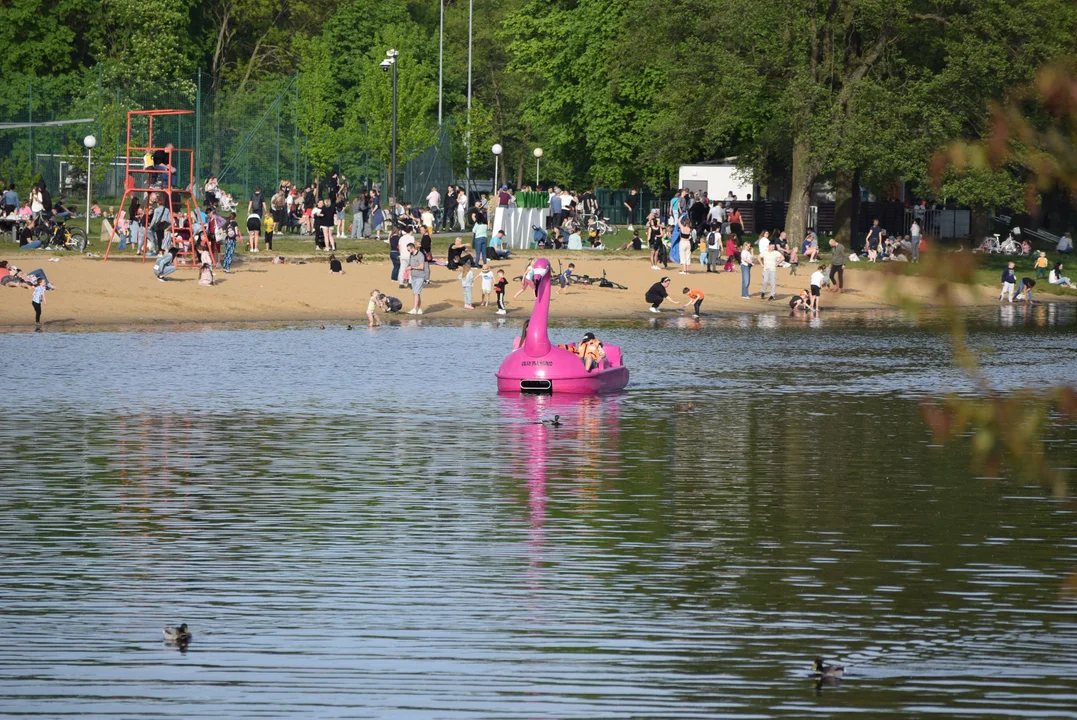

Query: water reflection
<box><xmin>0</xmin><ymin>314</ymin><xmax>1075</xmax><ymax>718</ymax></box>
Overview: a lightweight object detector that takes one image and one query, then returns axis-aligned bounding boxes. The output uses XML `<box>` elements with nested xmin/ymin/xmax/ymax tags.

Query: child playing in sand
<box><xmin>459</xmin><ymin>260</ymin><xmax>475</xmax><ymax>310</ymax></box>
<box><xmin>513</xmin><ymin>259</ymin><xmax>536</xmax><ymax>300</ymax></box>
<box><xmin>31</xmin><ymin>277</ymin><xmax>47</xmax><ymax>325</ymax></box>
<box><xmin>494</xmin><ymin>269</ymin><xmax>508</xmax><ymax>315</ymax></box>
<box><xmin>558</xmin><ymin>263</ymin><xmax>575</xmax><ymax>294</ymax></box>
<box><xmin>367</xmin><ymin>289</ymin><xmax>383</xmax><ymax>327</ymax></box>
<box><xmin>682</xmin><ymin>287</ymin><xmax>704</xmax><ymax>317</ymax></box>
<box><xmin>480</xmin><ymin>264</ymin><xmax>494</xmax><ymax>306</ymax></box>
<box><xmin>809</xmin><ymin>264</ymin><xmax>826</xmax><ymax>312</ymax></box>
<box><xmin>1000</xmin><ymin>261</ymin><xmax>1016</xmax><ymax>302</ymax></box>
<box><xmin>1015</xmin><ymin>278</ymin><xmax>1036</xmax><ymax>304</ymax></box>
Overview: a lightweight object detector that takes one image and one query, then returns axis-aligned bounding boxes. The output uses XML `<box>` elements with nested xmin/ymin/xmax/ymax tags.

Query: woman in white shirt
<box><xmin>739</xmin><ymin>242</ymin><xmax>754</xmax><ymax>299</ymax></box>
<box><xmin>1049</xmin><ymin>262</ymin><xmax>1075</xmax><ymax>288</ymax></box>
<box><xmin>30</xmin><ymin>187</ymin><xmax>43</xmax><ymax>217</ymax></box>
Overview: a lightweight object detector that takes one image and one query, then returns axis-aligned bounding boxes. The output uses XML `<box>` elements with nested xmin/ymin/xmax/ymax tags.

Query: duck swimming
<box><xmin>541</xmin><ymin>415</ymin><xmax>563</xmax><ymax>427</ymax></box>
<box><xmin>163</xmin><ymin>623</ymin><xmax>191</xmax><ymax>644</ymax></box>
<box><xmin>812</xmin><ymin>658</ymin><xmax>844</xmax><ymax>679</ymax></box>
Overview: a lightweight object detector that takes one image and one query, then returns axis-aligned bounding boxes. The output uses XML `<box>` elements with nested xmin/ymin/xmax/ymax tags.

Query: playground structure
<box><xmin>103</xmin><ymin>110</ymin><xmax>204</xmax><ymax>265</ymax></box>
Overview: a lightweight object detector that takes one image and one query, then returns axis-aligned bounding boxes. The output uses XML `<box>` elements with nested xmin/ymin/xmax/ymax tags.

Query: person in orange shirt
<box><xmin>577</xmin><ymin>332</ymin><xmax>606</xmax><ymax>371</ymax></box>
<box><xmin>1035</xmin><ymin>251</ymin><xmax>1048</xmax><ymax>279</ymax></box>
<box><xmin>682</xmin><ymin>287</ymin><xmax>704</xmax><ymax>317</ymax></box>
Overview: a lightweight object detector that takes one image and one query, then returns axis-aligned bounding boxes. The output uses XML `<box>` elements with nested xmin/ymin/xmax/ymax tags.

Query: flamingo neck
<box><xmin>523</xmin><ymin>270</ymin><xmax>552</xmax><ymax>357</ymax></box>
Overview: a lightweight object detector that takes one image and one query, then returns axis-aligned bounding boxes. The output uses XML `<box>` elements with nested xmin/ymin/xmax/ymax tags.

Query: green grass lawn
<box><xmin>848</xmin><ymin>238</ymin><xmax>1076</xmax><ymax>298</ymax></box>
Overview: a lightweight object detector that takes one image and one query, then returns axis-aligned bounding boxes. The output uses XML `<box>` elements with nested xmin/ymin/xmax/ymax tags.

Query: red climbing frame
<box><xmin>103</xmin><ymin>110</ymin><xmax>208</xmax><ymax>266</ymax></box>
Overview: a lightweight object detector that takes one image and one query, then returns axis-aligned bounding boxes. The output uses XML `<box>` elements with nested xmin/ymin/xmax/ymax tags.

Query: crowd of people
<box><xmin>4</xmin><ymin>171</ymin><xmax>1076</xmax><ymax>326</ymax></box>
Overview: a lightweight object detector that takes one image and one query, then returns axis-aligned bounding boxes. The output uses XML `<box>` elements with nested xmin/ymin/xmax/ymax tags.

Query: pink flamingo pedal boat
<box><xmin>495</xmin><ymin>257</ymin><xmax>629</xmax><ymax>394</ymax></box>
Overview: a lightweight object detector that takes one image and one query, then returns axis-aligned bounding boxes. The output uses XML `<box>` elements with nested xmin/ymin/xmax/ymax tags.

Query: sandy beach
<box><xmin>0</xmin><ymin>249</ymin><xmax>1038</xmax><ymax>329</ymax></box>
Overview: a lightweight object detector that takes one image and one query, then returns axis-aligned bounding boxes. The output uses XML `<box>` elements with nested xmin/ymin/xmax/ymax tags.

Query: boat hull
<box><xmin>496</xmin><ymin>346</ymin><xmax>629</xmax><ymax>395</ymax></box>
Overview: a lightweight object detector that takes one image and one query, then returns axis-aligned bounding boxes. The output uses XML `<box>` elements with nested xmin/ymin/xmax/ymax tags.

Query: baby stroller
<box><xmin>532</xmin><ymin>225</ymin><xmax>551</xmax><ymax>249</ymax></box>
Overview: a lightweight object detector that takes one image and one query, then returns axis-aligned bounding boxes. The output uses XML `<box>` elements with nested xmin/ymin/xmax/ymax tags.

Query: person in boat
<box><xmin>577</xmin><ymin>331</ymin><xmax>606</xmax><ymax>372</ymax></box>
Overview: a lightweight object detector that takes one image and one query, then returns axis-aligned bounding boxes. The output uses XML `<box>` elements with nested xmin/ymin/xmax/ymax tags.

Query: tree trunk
<box><xmin>970</xmin><ymin>205</ymin><xmax>989</xmax><ymax>242</ymax></box>
<box><xmin>833</xmin><ymin>168</ymin><xmax>860</xmax><ymax>246</ymax></box>
<box><xmin>784</xmin><ymin>137</ymin><xmax>818</xmax><ymax>242</ymax></box>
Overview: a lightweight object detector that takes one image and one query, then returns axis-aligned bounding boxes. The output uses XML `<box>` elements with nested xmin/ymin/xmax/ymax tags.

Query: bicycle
<box><xmin>36</xmin><ymin>218</ymin><xmax>88</xmax><ymax>252</ymax></box>
<box><xmin>582</xmin><ymin>214</ymin><xmax>617</xmax><ymax>235</ymax></box>
<box><xmin>574</xmin><ymin>268</ymin><xmax>627</xmax><ymax>290</ymax></box>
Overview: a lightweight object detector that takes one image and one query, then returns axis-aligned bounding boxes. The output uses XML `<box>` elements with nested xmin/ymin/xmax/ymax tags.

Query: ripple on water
<box><xmin>1</xmin><ymin>317</ymin><xmax>1076</xmax><ymax>717</ymax></box>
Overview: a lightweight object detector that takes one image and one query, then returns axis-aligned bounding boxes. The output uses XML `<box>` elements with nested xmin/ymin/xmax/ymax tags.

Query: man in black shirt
<box><xmin>581</xmin><ymin>189</ymin><xmax>598</xmax><ymax>218</ymax></box>
<box><xmin>689</xmin><ymin>194</ymin><xmax>708</xmax><ymax>235</ymax></box>
<box><xmin>248</xmin><ymin>186</ymin><xmax>264</xmax><ymax>218</ymax></box>
<box><xmin>622</xmin><ymin>189</ymin><xmax>639</xmax><ymax>226</ymax></box>
<box><xmin>645</xmin><ymin>276</ymin><xmax>681</xmax><ymax>313</ymax></box>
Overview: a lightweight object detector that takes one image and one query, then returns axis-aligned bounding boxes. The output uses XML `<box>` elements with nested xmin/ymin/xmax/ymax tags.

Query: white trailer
<box><xmin>678</xmin><ymin>163</ymin><xmax>754</xmax><ymax>200</ymax></box>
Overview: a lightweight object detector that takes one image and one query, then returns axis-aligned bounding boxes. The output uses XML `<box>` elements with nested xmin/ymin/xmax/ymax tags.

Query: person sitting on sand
<box><xmin>577</xmin><ymin>332</ymin><xmax>606</xmax><ymax>372</ymax></box>
<box><xmin>447</xmin><ymin>237</ymin><xmax>474</xmax><ymax>270</ymax></box>
<box><xmin>329</xmin><ymin>254</ymin><xmax>344</xmax><ymax>274</ymax></box>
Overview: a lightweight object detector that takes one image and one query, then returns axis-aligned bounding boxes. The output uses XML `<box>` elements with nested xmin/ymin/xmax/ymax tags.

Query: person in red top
<box><xmin>682</xmin><ymin>287</ymin><xmax>705</xmax><ymax>317</ymax></box>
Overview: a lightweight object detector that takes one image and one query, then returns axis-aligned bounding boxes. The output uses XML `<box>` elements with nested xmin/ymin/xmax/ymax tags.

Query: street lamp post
<box><xmin>83</xmin><ymin>135</ymin><xmax>96</xmax><ymax>236</ymax></box>
<box><xmin>533</xmin><ymin>148</ymin><xmax>543</xmax><ymax>187</ymax></box>
<box><xmin>492</xmin><ymin>144</ymin><xmax>502</xmax><ymax>195</ymax></box>
<box><xmin>382</xmin><ymin>50</ymin><xmax>399</xmax><ymax>219</ymax></box>
<box><xmin>466</xmin><ymin>0</ymin><xmax>473</xmax><ymax>204</ymax></box>
<box><xmin>438</xmin><ymin>0</ymin><xmax>444</xmax><ymax>126</ymax></box>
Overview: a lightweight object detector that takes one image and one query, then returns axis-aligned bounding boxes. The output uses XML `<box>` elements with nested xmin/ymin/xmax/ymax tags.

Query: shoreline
<box><xmin>1</xmin><ymin>253</ymin><xmax>1072</xmax><ymax>330</ymax></box>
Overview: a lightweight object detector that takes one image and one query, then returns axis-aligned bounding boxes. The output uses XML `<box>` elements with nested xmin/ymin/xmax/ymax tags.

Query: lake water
<box><xmin>2</xmin><ymin>306</ymin><xmax>1076</xmax><ymax>718</ymax></box>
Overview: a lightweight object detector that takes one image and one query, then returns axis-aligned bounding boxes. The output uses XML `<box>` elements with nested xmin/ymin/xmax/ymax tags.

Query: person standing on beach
<box><xmin>759</xmin><ymin>243</ymin><xmax>783</xmax><ymax>301</ymax></box>
<box><xmin>480</xmin><ymin>264</ymin><xmax>494</xmax><ymax>306</ymax></box>
<box><xmin>739</xmin><ymin>241</ymin><xmax>754</xmax><ymax>299</ymax></box>
<box><xmin>706</xmin><ymin>224</ymin><xmax>722</xmax><ymax>273</ymax></box>
<box><xmin>31</xmin><ymin>277</ymin><xmax>46</xmax><ymax>325</ymax></box>
<box><xmin>367</xmin><ymin>289</ymin><xmax>383</xmax><ymax>327</ymax></box>
<box><xmin>864</xmin><ymin>218</ymin><xmax>881</xmax><ymax>255</ymax></box>
<box><xmin>473</xmin><ymin>215</ymin><xmax>489</xmax><ymax>265</ymax></box>
<box><xmin>810</xmin><ymin>264</ymin><xmax>826</xmax><ymax>312</ymax></box>
<box><xmin>458</xmin><ymin>260</ymin><xmax>475</xmax><ymax>310</ymax></box>
<box><xmin>676</xmin><ymin>214</ymin><xmax>694</xmax><ymax>275</ymax></box>
<box><xmin>1000</xmin><ymin>261</ymin><xmax>1017</xmax><ymax>302</ymax></box>
<box><xmin>494</xmin><ymin>269</ymin><xmax>509</xmax><ymax>315</ymax></box>
<box><xmin>406</xmin><ymin>242</ymin><xmax>428</xmax><ymax>315</ymax></box>
<box><xmin>647</xmin><ymin>211</ymin><xmax>663</xmax><ymax>269</ymax></box>
<box><xmin>828</xmin><ymin>239</ymin><xmax>846</xmax><ymax>293</ymax></box>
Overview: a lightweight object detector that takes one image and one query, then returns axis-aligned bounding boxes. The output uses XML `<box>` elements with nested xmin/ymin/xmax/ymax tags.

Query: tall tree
<box><xmin>628</xmin><ymin>0</ymin><xmax>1076</xmax><ymax>238</ymax></box>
